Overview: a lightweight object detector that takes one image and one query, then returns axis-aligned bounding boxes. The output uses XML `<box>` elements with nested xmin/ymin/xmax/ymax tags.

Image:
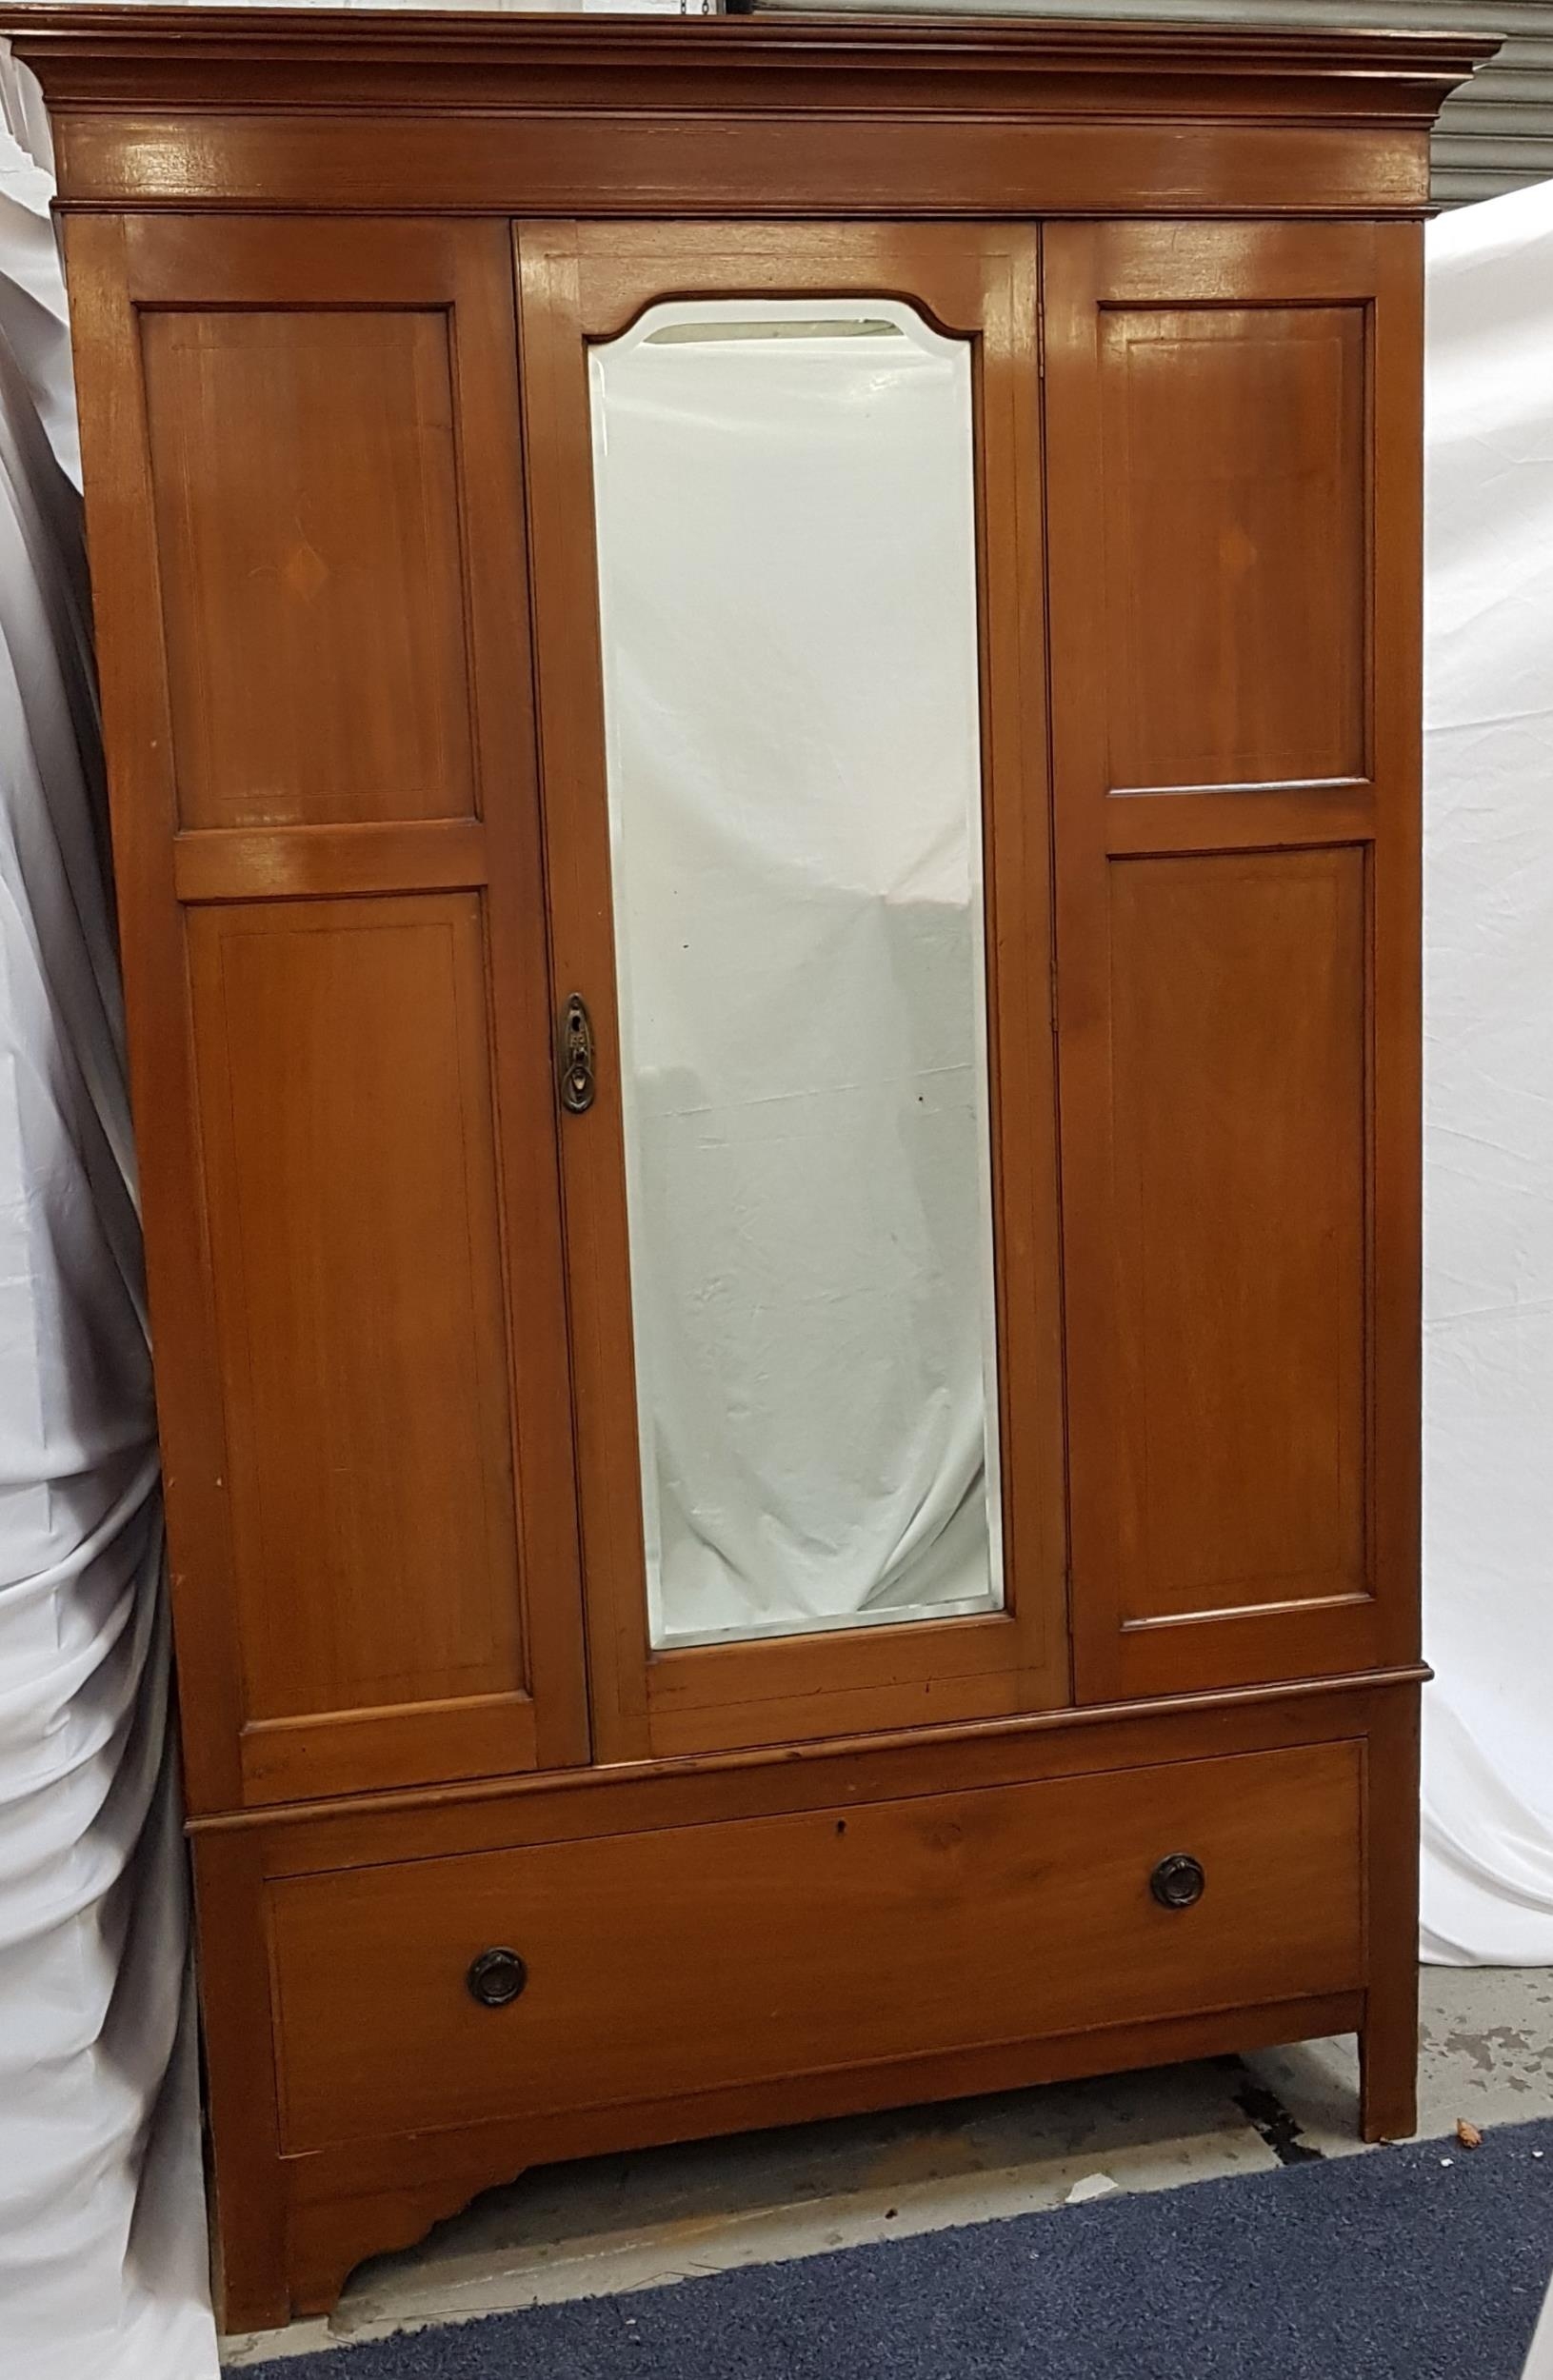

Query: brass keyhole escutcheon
<box><xmin>559</xmin><ymin>993</ymin><xmax>595</xmax><ymax>1115</ymax></box>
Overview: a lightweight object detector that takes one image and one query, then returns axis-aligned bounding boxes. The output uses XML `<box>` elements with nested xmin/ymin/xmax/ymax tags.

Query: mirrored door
<box><xmin>518</xmin><ymin>224</ymin><xmax>1067</xmax><ymax>1758</ymax></box>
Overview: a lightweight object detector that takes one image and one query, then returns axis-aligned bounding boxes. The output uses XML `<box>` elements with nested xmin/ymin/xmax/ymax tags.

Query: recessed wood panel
<box><xmin>1099</xmin><ymin>303</ymin><xmax>1365</xmax><ymax>791</ymax></box>
<box><xmin>143</xmin><ymin>307</ymin><xmax>474</xmax><ymax>829</ymax></box>
<box><xmin>189</xmin><ymin>894</ymin><xmax>524</xmax><ymax>1731</ymax></box>
<box><xmin>1108</xmin><ymin>849</ymin><xmax>1367</xmax><ymax>1621</ymax></box>
<box><xmin>269</xmin><ymin>1739</ymin><xmax>1364</xmax><ymax>2152</ymax></box>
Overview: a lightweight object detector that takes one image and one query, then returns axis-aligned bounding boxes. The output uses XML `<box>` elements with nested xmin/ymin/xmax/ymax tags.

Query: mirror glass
<box><xmin>589</xmin><ymin>295</ymin><xmax>1003</xmax><ymax>1651</ymax></box>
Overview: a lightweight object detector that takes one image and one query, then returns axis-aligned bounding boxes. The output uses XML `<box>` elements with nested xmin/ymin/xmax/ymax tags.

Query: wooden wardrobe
<box><xmin>7</xmin><ymin>6</ymin><xmax>1489</xmax><ymax>2331</ymax></box>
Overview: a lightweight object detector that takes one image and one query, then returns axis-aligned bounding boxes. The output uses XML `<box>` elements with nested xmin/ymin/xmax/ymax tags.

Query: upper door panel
<box><xmin>1097</xmin><ymin>297</ymin><xmax>1367</xmax><ymax>793</ymax></box>
<box><xmin>143</xmin><ymin>301</ymin><xmax>475</xmax><ymax>830</ymax></box>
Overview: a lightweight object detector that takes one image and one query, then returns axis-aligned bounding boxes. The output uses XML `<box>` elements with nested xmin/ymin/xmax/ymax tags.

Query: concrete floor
<box><xmin>225</xmin><ymin>1966</ymin><xmax>1553</xmax><ymax>2368</ymax></box>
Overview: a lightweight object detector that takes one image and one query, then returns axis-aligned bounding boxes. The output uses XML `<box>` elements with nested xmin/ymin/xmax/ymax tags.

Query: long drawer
<box><xmin>269</xmin><ymin>1740</ymin><xmax>1364</xmax><ymax>2153</ymax></box>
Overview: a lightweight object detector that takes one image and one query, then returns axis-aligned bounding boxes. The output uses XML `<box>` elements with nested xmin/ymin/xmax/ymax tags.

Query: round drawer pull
<box><xmin>467</xmin><ymin>1947</ymin><xmax>528</xmax><ymax>2008</ymax></box>
<box><xmin>1150</xmin><ymin>1853</ymin><xmax>1206</xmax><ymax>1911</ymax></box>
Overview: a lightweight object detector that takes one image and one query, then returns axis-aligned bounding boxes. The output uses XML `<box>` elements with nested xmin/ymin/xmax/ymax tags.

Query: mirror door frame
<box><xmin>516</xmin><ymin>221</ymin><xmax>1069</xmax><ymax>1760</ymax></box>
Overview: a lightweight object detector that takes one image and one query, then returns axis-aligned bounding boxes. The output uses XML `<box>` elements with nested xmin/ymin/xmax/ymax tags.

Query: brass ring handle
<box><xmin>1150</xmin><ymin>1854</ymin><xmax>1205</xmax><ymax>1910</ymax></box>
<box><xmin>467</xmin><ymin>1947</ymin><xmax>528</xmax><ymax>2007</ymax></box>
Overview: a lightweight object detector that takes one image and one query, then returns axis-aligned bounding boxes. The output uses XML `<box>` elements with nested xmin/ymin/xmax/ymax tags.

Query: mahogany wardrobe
<box><xmin>7</xmin><ymin>6</ymin><xmax>1489</xmax><ymax>2330</ymax></box>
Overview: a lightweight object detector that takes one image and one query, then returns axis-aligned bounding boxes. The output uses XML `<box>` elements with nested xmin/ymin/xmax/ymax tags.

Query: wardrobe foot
<box><xmin>1359</xmin><ymin>2010</ymin><xmax>1419</xmax><ymax>2142</ymax></box>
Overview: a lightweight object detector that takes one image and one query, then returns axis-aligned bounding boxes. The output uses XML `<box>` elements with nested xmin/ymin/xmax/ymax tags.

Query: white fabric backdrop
<box><xmin>1422</xmin><ymin>178</ymin><xmax>1553</xmax><ymax>1967</ymax></box>
<box><xmin>0</xmin><ymin>53</ymin><xmax>217</xmax><ymax>2380</ymax></box>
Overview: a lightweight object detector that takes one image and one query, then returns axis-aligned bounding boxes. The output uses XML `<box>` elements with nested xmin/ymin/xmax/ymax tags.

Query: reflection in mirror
<box><xmin>589</xmin><ymin>295</ymin><xmax>1003</xmax><ymax>1651</ymax></box>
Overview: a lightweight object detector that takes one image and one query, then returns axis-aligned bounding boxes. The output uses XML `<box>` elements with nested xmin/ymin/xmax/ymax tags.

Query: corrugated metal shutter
<box><xmin>758</xmin><ymin>0</ymin><xmax>1553</xmax><ymax>207</ymax></box>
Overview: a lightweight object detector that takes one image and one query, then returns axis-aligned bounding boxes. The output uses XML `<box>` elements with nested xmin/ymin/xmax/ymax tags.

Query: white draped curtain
<box><xmin>1422</xmin><ymin>179</ymin><xmax>1553</xmax><ymax>1967</ymax></box>
<box><xmin>0</xmin><ymin>46</ymin><xmax>217</xmax><ymax>2380</ymax></box>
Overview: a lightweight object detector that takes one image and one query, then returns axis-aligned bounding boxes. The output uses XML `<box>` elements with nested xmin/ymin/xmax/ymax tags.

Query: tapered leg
<box><xmin>1359</xmin><ymin>1686</ymin><xmax>1423</xmax><ymax>2142</ymax></box>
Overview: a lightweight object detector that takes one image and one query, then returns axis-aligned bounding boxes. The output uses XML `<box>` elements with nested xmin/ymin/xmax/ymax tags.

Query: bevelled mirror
<box><xmin>588</xmin><ymin>295</ymin><xmax>1003</xmax><ymax>1651</ymax></box>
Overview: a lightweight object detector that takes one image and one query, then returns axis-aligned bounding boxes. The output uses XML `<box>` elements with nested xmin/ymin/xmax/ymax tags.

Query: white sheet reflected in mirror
<box><xmin>589</xmin><ymin>295</ymin><xmax>1003</xmax><ymax>1651</ymax></box>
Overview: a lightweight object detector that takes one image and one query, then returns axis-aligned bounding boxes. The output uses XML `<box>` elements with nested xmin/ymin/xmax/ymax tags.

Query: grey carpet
<box><xmin>243</xmin><ymin>2113</ymin><xmax>1553</xmax><ymax>2379</ymax></box>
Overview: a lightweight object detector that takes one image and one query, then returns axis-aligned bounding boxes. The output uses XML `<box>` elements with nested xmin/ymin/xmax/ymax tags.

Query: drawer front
<box><xmin>269</xmin><ymin>1742</ymin><xmax>1363</xmax><ymax>2152</ymax></box>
